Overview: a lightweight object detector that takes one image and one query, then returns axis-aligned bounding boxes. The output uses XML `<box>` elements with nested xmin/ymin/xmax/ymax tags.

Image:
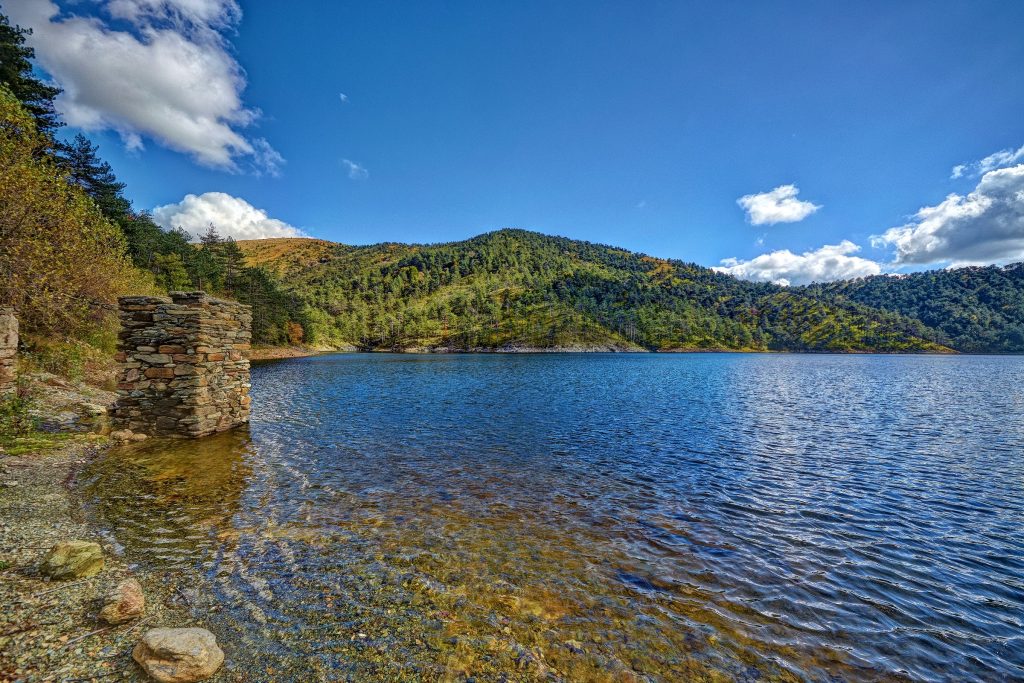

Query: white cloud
<box><xmin>873</xmin><ymin>164</ymin><xmax>1024</xmax><ymax>266</ymax></box>
<box><xmin>737</xmin><ymin>184</ymin><xmax>821</xmax><ymax>225</ymax></box>
<box><xmin>714</xmin><ymin>241</ymin><xmax>881</xmax><ymax>286</ymax></box>
<box><xmin>951</xmin><ymin>144</ymin><xmax>1024</xmax><ymax>179</ymax></box>
<box><xmin>250</xmin><ymin>138</ymin><xmax>285</xmax><ymax>178</ymax></box>
<box><xmin>342</xmin><ymin>158</ymin><xmax>368</xmax><ymax>180</ymax></box>
<box><xmin>5</xmin><ymin>0</ymin><xmax>282</xmax><ymax>173</ymax></box>
<box><xmin>106</xmin><ymin>0</ymin><xmax>240</xmax><ymax>27</ymax></box>
<box><xmin>339</xmin><ymin>93</ymin><xmax>349</xmax><ymax>103</ymax></box>
<box><xmin>152</xmin><ymin>192</ymin><xmax>303</xmax><ymax>240</ymax></box>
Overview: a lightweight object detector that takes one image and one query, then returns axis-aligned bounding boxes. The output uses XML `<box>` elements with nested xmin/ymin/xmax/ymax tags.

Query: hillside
<box><xmin>803</xmin><ymin>264</ymin><xmax>1024</xmax><ymax>353</ymax></box>
<box><xmin>238</xmin><ymin>230</ymin><xmax>952</xmax><ymax>353</ymax></box>
<box><xmin>231</xmin><ymin>237</ymin><xmax>344</xmax><ymax>279</ymax></box>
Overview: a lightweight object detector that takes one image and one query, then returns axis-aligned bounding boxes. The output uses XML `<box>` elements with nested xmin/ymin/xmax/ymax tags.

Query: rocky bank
<box><xmin>0</xmin><ymin>367</ymin><xmax>234</xmax><ymax>682</ymax></box>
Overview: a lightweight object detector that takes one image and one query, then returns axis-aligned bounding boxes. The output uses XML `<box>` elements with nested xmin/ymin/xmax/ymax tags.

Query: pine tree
<box><xmin>220</xmin><ymin>237</ymin><xmax>245</xmax><ymax>294</ymax></box>
<box><xmin>0</xmin><ymin>12</ymin><xmax>61</xmax><ymax>136</ymax></box>
<box><xmin>152</xmin><ymin>253</ymin><xmax>191</xmax><ymax>291</ymax></box>
<box><xmin>62</xmin><ymin>134</ymin><xmax>132</xmax><ymax>222</ymax></box>
<box><xmin>199</xmin><ymin>224</ymin><xmax>223</xmax><ymax>247</ymax></box>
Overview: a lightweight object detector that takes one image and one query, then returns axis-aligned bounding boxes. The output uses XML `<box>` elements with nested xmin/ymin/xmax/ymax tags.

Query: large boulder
<box><xmin>40</xmin><ymin>540</ymin><xmax>104</xmax><ymax>580</ymax></box>
<box><xmin>99</xmin><ymin>578</ymin><xmax>145</xmax><ymax>624</ymax></box>
<box><xmin>132</xmin><ymin>627</ymin><xmax>225</xmax><ymax>682</ymax></box>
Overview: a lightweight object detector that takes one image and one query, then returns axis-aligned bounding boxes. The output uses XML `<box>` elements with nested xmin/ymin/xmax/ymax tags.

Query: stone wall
<box><xmin>0</xmin><ymin>307</ymin><xmax>17</xmax><ymax>397</ymax></box>
<box><xmin>111</xmin><ymin>292</ymin><xmax>252</xmax><ymax>438</ymax></box>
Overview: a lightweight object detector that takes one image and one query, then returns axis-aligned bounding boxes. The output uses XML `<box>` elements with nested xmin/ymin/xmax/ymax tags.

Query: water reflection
<box><xmin>84</xmin><ymin>429</ymin><xmax>253</xmax><ymax>563</ymax></box>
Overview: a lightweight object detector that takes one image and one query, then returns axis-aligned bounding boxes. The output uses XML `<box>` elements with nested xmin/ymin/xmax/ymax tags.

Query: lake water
<box><xmin>84</xmin><ymin>353</ymin><xmax>1024</xmax><ymax>682</ymax></box>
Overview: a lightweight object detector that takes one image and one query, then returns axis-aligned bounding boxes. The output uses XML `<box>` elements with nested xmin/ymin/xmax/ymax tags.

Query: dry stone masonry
<box><xmin>112</xmin><ymin>292</ymin><xmax>252</xmax><ymax>437</ymax></box>
<box><xmin>0</xmin><ymin>307</ymin><xmax>17</xmax><ymax>396</ymax></box>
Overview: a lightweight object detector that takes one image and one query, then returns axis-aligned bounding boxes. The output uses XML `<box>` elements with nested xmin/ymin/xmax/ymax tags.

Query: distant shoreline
<box><xmin>249</xmin><ymin>344</ymin><xmax>964</xmax><ymax>358</ymax></box>
<box><xmin>247</xmin><ymin>345</ymin><xmax>352</xmax><ymax>361</ymax></box>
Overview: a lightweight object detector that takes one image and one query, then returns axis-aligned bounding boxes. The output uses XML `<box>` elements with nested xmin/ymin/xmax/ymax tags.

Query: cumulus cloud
<box><xmin>873</xmin><ymin>164</ymin><xmax>1024</xmax><ymax>266</ymax></box>
<box><xmin>152</xmin><ymin>192</ymin><xmax>303</xmax><ymax>240</ymax></box>
<box><xmin>737</xmin><ymin>184</ymin><xmax>821</xmax><ymax>225</ymax></box>
<box><xmin>5</xmin><ymin>0</ymin><xmax>282</xmax><ymax>173</ymax></box>
<box><xmin>714</xmin><ymin>241</ymin><xmax>882</xmax><ymax>286</ymax></box>
<box><xmin>342</xmin><ymin>159</ymin><xmax>368</xmax><ymax>180</ymax></box>
<box><xmin>951</xmin><ymin>144</ymin><xmax>1024</xmax><ymax>179</ymax></box>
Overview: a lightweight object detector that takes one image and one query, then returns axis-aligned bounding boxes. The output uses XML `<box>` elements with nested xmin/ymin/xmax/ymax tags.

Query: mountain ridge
<box><xmin>234</xmin><ymin>228</ymin><xmax>1006</xmax><ymax>354</ymax></box>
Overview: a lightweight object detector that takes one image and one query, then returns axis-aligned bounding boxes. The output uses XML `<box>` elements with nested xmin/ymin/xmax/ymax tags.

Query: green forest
<box><xmin>804</xmin><ymin>266</ymin><xmax>1024</xmax><ymax>354</ymax></box>
<box><xmin>236</xmin><ymin>231</ymin><xmax>1016</xmax><ymax>354</ymax></box>
<box><xmin>1</xmin><ymin>7</ymin><xmax>1023</xmax><ymax>364</ymax></box>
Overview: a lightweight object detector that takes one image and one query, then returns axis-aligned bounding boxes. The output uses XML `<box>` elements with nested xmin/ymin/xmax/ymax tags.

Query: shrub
<box><xmin>0</xmin><ymin>378</ymin><xmax>38</xmax><ymax>438</ymax></box>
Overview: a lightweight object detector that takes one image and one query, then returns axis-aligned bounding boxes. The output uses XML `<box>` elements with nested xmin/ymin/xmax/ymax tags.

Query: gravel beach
<box><xmin>0</xmin><ymin>440</ymin><xmax>232</xmax><ymax>682</ymax></box>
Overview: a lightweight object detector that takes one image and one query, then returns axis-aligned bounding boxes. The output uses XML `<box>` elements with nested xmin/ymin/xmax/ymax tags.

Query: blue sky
<box><xmin>7</xmin><ymin>0</ymin><xmax>1024</xmax><ymax>284</ymax></box>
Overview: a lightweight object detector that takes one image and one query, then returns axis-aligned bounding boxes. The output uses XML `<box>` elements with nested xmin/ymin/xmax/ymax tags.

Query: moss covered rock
<box><xmin>40</xmin><ymin>540</ymin><xmax>104</xmax><ymax>580</ymax></box>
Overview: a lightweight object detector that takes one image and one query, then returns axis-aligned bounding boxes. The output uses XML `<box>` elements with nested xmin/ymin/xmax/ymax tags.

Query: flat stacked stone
<box><xmin>111</xmin><ymin>292</ymin><xmax>251</xmax><ymax>438</ymax></box>
<box><xmin>0</xmin><ymin>306</ymin><xmax>17</xmax><ymax>397</ymax></box>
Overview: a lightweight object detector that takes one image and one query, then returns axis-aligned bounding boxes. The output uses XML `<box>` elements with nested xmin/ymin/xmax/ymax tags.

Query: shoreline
<box><xmin>0</xmin><ymin>439</ymin><xmax>225</xmax><ymax>682</ymax></box>
<box><xmin>257</xmin><ymin>344</ymin><xmax>962</xmax><ymax>356</ymax></box>
<box><xmin>0</xmin><ymin>373</ymin><xmax>229</xmax><ymax>682</ymax></box>
<box><xmin>246</xmin><ymin>344</ymin><xmax>351</xmax><ymax>361</ymax></box>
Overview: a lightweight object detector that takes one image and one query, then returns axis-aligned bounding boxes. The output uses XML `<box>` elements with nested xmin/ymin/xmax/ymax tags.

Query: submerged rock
<box><xmin>40</xmin><ymin>540</ymin><xmax>104</xmax><ymax>579</ymax></box>
<box><xmin>99</xmin><ymin>577</ymin><xmax>145</xmax><ymax>624</ymax></box>
<box><xmin>110</xmin><ymin>429</ymin><xmax>148</xmax><ymax>443</ymax></box>
<box><xmin>408</xmin><ymin>574</ymin><xmax>447</xmax><ymax>596</ymax></box>
<box><xmin>132</xmin><ymin>627</ymin><xmax>224</xmax><ymax>682</ymax></box>
<box><xmin>509</xmin><ymin>643</ymin><xmax>550</xmax><ymax>676</ymax></box>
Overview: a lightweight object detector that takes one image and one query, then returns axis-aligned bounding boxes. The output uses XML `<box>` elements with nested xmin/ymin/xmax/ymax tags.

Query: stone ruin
<box><xmin>111</xmin><ymin>292</ymin><xmax>252</xmax><ymax>438</ymax></box>
<box><xmin>0</xmin><ymin>306</ymin><xmax>17</xmax><ymax>397</ymax></box>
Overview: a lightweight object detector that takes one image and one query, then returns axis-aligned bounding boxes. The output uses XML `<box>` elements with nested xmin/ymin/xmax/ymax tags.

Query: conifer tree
<box><xmin>0</xmin><ymin>11</ymin><xmax>61</xmax><ymax>136</ymax></box>
<box><xmin>63</xmin><ymin>133</ymin><xmax>132</xmax><ymax>222</ymax></box>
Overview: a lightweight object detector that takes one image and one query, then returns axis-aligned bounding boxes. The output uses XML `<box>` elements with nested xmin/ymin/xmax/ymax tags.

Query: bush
<box><xmin>0</xmin><ymin>85</ymin><xmax>156</xmax><ymax>338</ymax></box>
<box><xmin>0</xmin><ymin>379</ymin><xmax>38</xmax><ymax>438</ymax></box>
<box><xmin>20</xmin><ymin>335</ymin><xmax>119</xmax><ymax>388</ymax></box>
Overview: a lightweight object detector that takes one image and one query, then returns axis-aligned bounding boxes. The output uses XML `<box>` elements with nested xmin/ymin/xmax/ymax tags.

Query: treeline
<box><xmin>804</xmin><ymin>265</ymin><xmax>1024</xmax><ymax>353</ymax></box>
<box><xmin>0</xmin><ymin>10</ymin><xmax>304</xmax><ymax>347</ymax></box>
<box><xmin>248</xmin><ymin>230</ymin><xmax>946</xmax><ymax>353</ymax></box>
<box><xmin>58</xmin><ymin>133</ymin><xmax>308</xmax><ymax>345</ymax></box>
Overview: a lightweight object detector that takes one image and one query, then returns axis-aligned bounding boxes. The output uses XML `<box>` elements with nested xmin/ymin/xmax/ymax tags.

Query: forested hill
<box><xmin>237</xmin><ymin>230</ymin><xmax>952</xmax><ymax>353</ymax></box>
<box><xmin>803</xmin><ymin>264</ymin><xmax>1024</xmax><ymax>353</ymax></box>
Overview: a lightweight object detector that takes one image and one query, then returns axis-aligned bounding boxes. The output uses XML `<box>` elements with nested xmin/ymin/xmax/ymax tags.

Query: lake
<box><xmin>83</xmin><ymin>353</ymin><xmax>1024</xmax><ymax>682</ymax></box>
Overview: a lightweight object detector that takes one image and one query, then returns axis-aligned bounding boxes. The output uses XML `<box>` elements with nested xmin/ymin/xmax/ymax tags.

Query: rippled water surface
<box><xmin>84</xmin><ymin>353</ymin><xmax>1024</xmax><ymax>682</ymax></box>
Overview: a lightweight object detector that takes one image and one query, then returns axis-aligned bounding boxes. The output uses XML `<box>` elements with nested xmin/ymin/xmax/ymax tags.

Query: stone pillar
<box><xmin>0</xmin><ymin>307</ymin><xmax>17</xmax><ymax>397</ymax></box>
<box><xmin>111</xmin><ymin>292</ymin><xmax>252</xmax><ymax>438</ymax></box>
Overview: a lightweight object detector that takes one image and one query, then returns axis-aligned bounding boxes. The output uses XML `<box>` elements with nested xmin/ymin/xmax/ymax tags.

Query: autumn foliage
<box><xmin>0</xmin><ymin>86</ymin><xmax>154</xmax><ymax>337</ymax></box>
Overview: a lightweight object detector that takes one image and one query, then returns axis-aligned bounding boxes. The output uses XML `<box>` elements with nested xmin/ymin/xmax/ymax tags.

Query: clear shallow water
<box><xmin>84</xmin><ymin>353</ymin><xmax>1024</xmax><ymax>682</ymax></box>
